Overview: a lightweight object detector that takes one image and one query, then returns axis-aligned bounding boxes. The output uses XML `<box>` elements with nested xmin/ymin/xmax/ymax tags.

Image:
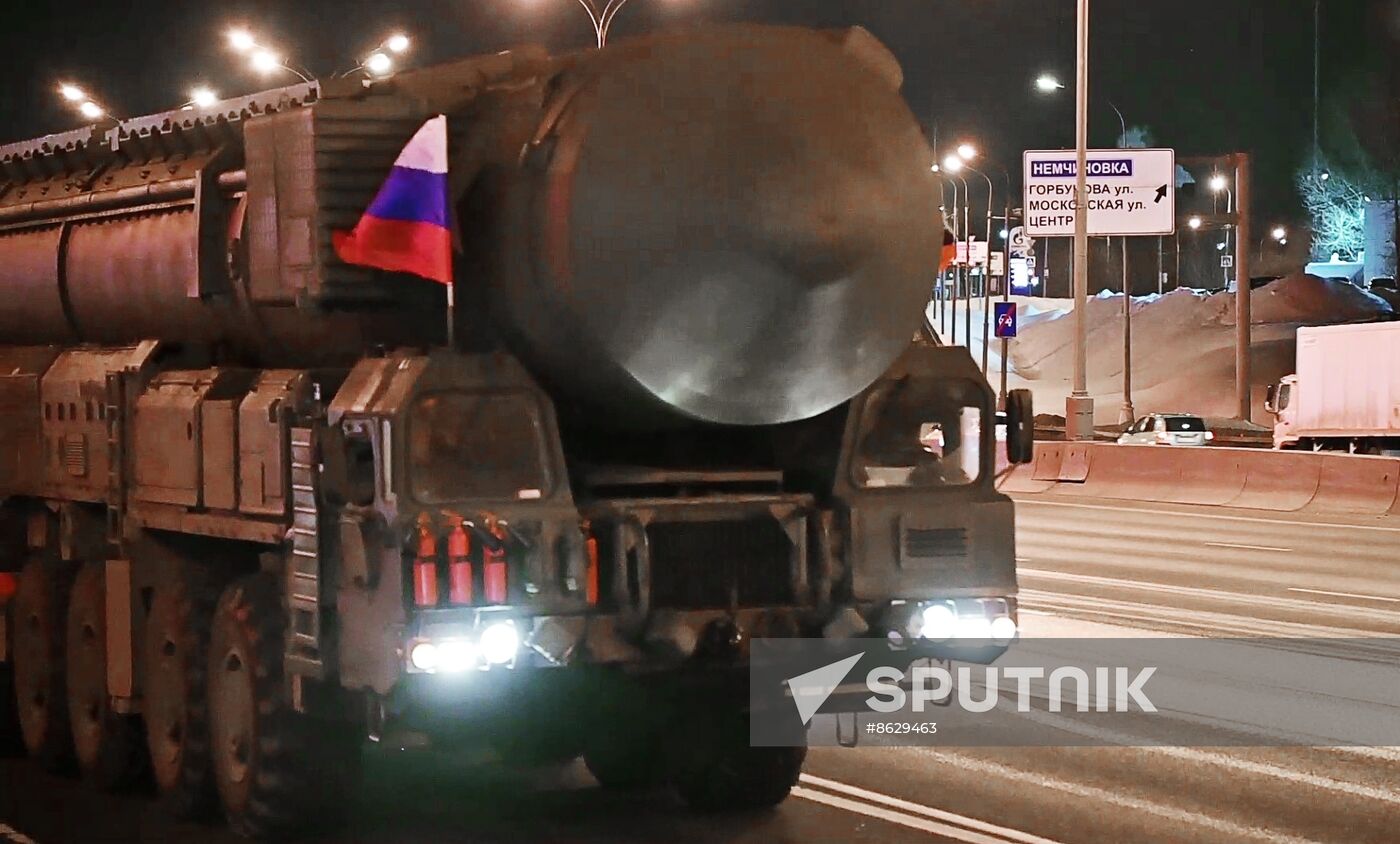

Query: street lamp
<box><xmin>57</xmin><ymin>83</ymin><xmax>116</xmax><ymax>123</ymax></box>
<box><xmin>942</xmin><ymin>154</ymin><xmax>965</xmax><ymax>174</ymax></box>
<box><xmin>227</xmin><ymin>27</ymin><xmax>315</xmax><ymax>83</ymax></box>
<box><xmin>187</xmin><ymin>86</ymin><xmax>219</xmax><ymax>109</ymax></box>
<box><xmin>348</xmin><ymin>33</ymin><xmax>412</xmax><ymax>77</ymax></box>
<box><xmin>1271</xmin><ymin>226</ymin><xmax>1287</xmax><ymax>242</ymax></box>
<box><xmin>1035</xmin><ymin>74</ymin><xmax>1065</xmax><ymax>93</ymax></box>
<box><xmin>1188</xmin><ymin>216</ymin><xmax>1202</xmax><ymax>230</ymax></box>
<box><xmin>956</xmin><ymin>143</ymin><xmax>977</xmax><ymax>161</ymax></box>
<box><xmin>567</xmin><ymin>0</ymin><xmax>640</xmax><ymax>49</ymax></box>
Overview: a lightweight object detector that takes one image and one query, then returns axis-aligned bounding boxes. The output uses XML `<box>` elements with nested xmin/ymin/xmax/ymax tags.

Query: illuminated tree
<box><xmin>1296</xmin><ymin>160</ymin><xmax>1366</xmax><ymax>261</ymax></box>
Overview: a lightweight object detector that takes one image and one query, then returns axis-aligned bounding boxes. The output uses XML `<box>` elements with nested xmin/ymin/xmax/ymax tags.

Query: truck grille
<box><xmin>903</xmin><ymin>527</ymin><xmax>968</xmax><ymax>559</ymax></box>
<box><xmin>647</xmin><ymin>518</ymin><xmax>794</xmax><ymax>610</ymax></box>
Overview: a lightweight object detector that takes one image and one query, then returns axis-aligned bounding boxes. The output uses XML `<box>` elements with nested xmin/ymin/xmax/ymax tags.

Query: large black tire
<box><xmin>208</xmin><ymin>573</ymin><xmax>361</xmax><ymax>839</ymax></box>
<box><xmin>0</xmin><ymin>663</ymin><xmax>17</xmax><ymax>756</ymax></box>
<box><xmin>144</xmin><ymin>566</ymin><xmax>224</xmax><ymax>819</ymax></box>
<box><xmin>2</xmin><ymin>579</ymin><xmax>21</xmax><ymax>756</ymax></box>
<box><xmin>12</xmin><ymin>558</ymin><xmax>77</xmax><ymax>772</ymax></box>
<box><xmin>669</xmin><ymin>710</ymin><xmax>806</xmax><ymax>812</ymax></box>
<box><xmin>583</xmin><ymin>731</ymin><xmax>666</xmax><ymax>790</ymax></box>
<box><xmin>66</xmin><ymin>562</ymin><xmax>147</xmax><ymax>790</ymax></box>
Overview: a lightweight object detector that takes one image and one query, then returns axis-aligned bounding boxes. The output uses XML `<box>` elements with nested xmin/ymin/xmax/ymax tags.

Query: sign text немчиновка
<box><xmin>1029</xmin><ymin>158</ymin><xmax>1135</xmax><ymax>178</ymax></box>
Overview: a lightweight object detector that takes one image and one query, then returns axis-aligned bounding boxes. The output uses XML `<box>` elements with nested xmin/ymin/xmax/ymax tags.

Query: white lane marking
<box><xmin>799</xmin><ymin>774</ymin><xmax>1063</xmax><ymax>844</ymax></box>
<box><xmin>0</xmin><ymin>824</ymin><xmax>40</xmax><ymax>844</ymax></box>
<box><xmin>793</xmin><ymin>787</ymin><xmax>1046</xmax><ymax>844</ymax></box>
<box><xmin>1012</xmin><ymin>497</ymin><xmax>1400</xmax><ymax>534</ymax></box>
<box><xmin>912</xmin><ymin>750</ymin><xmax>1325</xmax><ymax>844</ymax></box>
<box><xmin>1019</xmin><ymin>588</ymin><xmax>1400</xmax><ymax>640</ymax></box>
<box><xmin>1008</xmin><ymin>705</ymin><xmax>1400</xmax><ymax>809</ymax></box>
<box><xmin>1019</xmin><ymin>568</ymin><xmax>1400</xmax><ymax>624</ymax></box>
<box><xmin>1288</xmin><ymin>587</ymin><xmax>1400</xmax><ymax>605</ymax></box>
<box><xmin>1204</xmin><ymin>541</ymin><xmax>1294</xmax><ymax>553</ymax></box>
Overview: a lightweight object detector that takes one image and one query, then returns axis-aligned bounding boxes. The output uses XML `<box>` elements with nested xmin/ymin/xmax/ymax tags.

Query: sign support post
<box><xmin>1069</xmin><ymin>0</ymin><xmax>1093</xmax><ymax>441</ymax></box>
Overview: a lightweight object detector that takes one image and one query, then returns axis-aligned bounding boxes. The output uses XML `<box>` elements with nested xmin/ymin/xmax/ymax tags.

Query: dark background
<box><xmin>0</xmin><ymin>1</ymin><xmax>1386</xmax><ymax>253</ymax></box>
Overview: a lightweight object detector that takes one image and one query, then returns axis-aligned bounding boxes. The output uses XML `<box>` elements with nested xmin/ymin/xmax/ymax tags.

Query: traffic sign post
<box><xmin>993</xmin><ymin>302</ymin><xmax>1017</xmax><ymax>338</ymax></box>
<box><xmin>1023</xmin><ymin>148</ymin><xmax>1176</xmax><ymax>237</ymax></box>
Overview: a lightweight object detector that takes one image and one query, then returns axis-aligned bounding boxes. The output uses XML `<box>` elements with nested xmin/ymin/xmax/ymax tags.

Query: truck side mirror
<box><xmin>1005</xmin><ymin>389</ymin><xmax>1034</xmax><ymax>464</ymax></box>
<box><xmin>1264</xmin><ymin>384</ymin><xmax>1276</xmax><ymax>414</ymax></box>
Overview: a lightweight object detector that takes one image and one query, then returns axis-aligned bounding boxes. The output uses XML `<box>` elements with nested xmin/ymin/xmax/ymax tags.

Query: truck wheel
<box><xmin>669</xmin><ymin>712</ymin><xmax>806</xmax><ymax>812</ymax></box>
<box><xmin>208</xmin><ymin>573</ymin><xmax>360</xmax><ymax>839</ymax></box>
<box><xmin>66</xmin><ymin>562</ymin><xmax>147</xmax><ymax>790</ymax></box>
<box><xmin>583</xmin><ymin>732</ymin><xmax>665</xmax><ymax>789</ymax></box>
<box><xmin>12</xmin><ymin>558</ymin><xmax>77</xmax><ymax>772</ymax></box>
<box><xmin>0</xmin><ymin>662</ymin><xmax>18</xmax><ymax>756</ymax></box>
<box><xmin>144</xmin><ymin>568</ymin><xmax>224</xmax><ymax>818</ymax></box>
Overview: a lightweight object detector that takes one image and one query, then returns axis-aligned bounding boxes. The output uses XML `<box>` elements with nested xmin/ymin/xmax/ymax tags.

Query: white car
<box><xmin>1117</xmin><ymin>413</ymin><xmax>1214</xmax><ymax>446</ymax></box>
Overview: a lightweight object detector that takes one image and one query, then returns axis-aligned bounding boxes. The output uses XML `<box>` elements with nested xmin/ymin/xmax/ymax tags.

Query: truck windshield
<box><xmin>409</xmin><ymin>391</ymin><xmax>551</xmax><ymax>503</ymax></box>
<box><xmin>854</xmin><ymin>377</ymin><xmax>983</xmax><ymax>488</ymax></box>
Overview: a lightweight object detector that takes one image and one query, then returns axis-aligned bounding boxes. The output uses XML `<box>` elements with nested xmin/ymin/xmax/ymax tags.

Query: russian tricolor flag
<box><xmin>333</xmin><ymin>115</ymin><xmax>453</xmax><ymax>285</ymax></box>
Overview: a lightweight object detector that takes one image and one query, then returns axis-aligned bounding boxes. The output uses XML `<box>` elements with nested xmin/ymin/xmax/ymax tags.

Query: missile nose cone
<box><xmin>514</xmin><ymin>26</ymin><xmax>941</xmax><ymax>426</ymax></box>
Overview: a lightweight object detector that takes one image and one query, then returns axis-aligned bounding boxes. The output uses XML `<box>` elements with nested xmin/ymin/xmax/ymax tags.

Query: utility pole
<box><xmin>1108</xmin><ymin>101</ymin><xmax>1133</xmax><ymax>426</ymax></box>
<box><xmin>1119</xmin><ymin>237</ymin><xmax>1134</xmax><ymax>424</ymax></box>
<box><xmin>998</xmin><ymin>192</ymin><xmax>1012</xmax><ymax>411</ymax></box>
<box><xmin>1067</xmin><ymin>0</ymin><xmax>1094</xmax><ymax>440</ymax></box>
<box><xmin>1235</xmin><ymin>153</ymin><xmax>1252</xmax><ymax>421</ymax></box>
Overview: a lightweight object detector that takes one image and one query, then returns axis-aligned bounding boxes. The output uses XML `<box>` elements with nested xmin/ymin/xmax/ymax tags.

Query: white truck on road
<box><xmin>1266</xmin><ymin>321</ymin><xmax>1400</xmax><ymax>453</ymax></box>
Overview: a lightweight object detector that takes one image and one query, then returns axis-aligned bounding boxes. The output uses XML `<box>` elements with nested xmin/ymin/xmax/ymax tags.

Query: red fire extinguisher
<box><xmin>582</xmin><ymin>522</ymin><xmax>599</xmax><ymax>606</ymax></box>
<box><xmin>447</xmin><ymin>521</ymin><xmax>473</xmax><ymax>605</ymax></box>
<box><xmin>412</xmin><ymin>521</ymin><xmax>439</xmax><ymax>608</ymax></box>
<box><xmin>483</xmin><ymin>516</ymin><xmax>509</xmax><ymax>604</ymax></box>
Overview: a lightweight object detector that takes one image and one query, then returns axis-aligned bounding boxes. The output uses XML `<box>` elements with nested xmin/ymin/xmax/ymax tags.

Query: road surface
<box><xmin>2</xmin><ymin>492</ymin><xmax>1397</xmax><ymax>843</ymax></box>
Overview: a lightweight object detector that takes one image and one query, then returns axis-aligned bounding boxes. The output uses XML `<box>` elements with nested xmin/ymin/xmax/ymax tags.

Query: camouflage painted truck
<box><xmin>0</xmin><ymin>24</ymin><xmax>1030</xmax><ymax>838</ymax></box>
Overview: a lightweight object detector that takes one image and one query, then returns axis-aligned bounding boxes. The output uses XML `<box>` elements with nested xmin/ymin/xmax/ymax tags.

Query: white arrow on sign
<box><xmin>1022</xmin><ymin>148</ymin><xmax>1176</xmax><ymax>238</ymax></box>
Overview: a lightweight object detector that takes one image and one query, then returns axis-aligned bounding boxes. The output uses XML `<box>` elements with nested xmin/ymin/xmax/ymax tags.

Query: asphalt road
<box><xmin>3</xmin><ymin>491</ymin><xmax>1398</xmax><ymax>844</ymax></box>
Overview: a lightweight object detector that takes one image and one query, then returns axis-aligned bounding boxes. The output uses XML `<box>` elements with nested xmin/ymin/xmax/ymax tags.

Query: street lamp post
<box><xmin>1068</xmin><ymin>0</ymin><xmax>1093</xmax><ymax>440</ymax></box>
<box><xmin>572</xmin><ymin>0</ymin><xmax>637</xmax><ymax>48</ymax></box>
<box><xmin>962</xmin><ymin>160</ymin><xmax>995</xmax><ymax>376</ymax></box>
<box><xmin>943</xmin><ymin>157</ymin><xmax>970</xmax><ymax>348</ymax></box>
<box><xmin>939</xmin><ymin>174</ymin><xmax>963</xmax><ymax>341</ymax></box>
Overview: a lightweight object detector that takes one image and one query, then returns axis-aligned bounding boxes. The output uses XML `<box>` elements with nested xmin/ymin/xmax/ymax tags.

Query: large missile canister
<box><xmin>474</xmin><ymin>26</ymin><xmax>941</xmax><ymax>426</ymax></box>
<box><xmin>0</xmin><ymin>25</ymin><xmax>938</xmax><ymax>426</ymax></box>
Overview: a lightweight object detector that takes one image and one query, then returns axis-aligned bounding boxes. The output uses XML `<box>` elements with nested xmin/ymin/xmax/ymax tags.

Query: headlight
<box><xmin>919</xmin><ymin>603</ymin><xmax>958</xmax><ymax>642</ymax></box>
<box><xmin>480</xmin><ymin>621</ymin><xmax>521</xmax><ymax>665</ymax></box>
<box><xmin>409</xmin><ymin>641</ymin><xmax>439</xmax><ymax>672</ymax></box>
<box><xmin>990</xmin><ymin>615</ymin><xmax>1018</xmax><ymax>644</ymax></box>
<box><xmin>437</xmin><ymin>640</ymin><xmax>477</xmax><ymax>673</ymax></box>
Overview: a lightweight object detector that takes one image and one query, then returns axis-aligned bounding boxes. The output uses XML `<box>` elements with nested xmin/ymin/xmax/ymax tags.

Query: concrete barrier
<box><xmin>999</xmin><ymin>442</ymin><xmax>1400</xmax><ymax>518</ymax></box>
<box><xmin>1059</xmin><ymin>444</ymin><xmax>1091</xmax><ymax>482</ymax></box>
<box><xmin>1227</xmin><ymin>451</ymin><xmax>1321</xmax><ymax>512</ymax></box>
<box><xmin>1031</xmin><ymin>444</ymin><xmax>1065</xmax><ymax>481</ymax></box>
<box><xmin>1307</xmin><ymin>454</ymin><xmax>1400</xmax><ymax>515</ymax></box>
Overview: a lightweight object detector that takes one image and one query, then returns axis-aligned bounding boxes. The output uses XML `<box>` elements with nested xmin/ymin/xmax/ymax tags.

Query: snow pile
<box><xmin>930</xmin><ymin>274</ymin><xmax>1393</xmax><ymax>424</ymax></box>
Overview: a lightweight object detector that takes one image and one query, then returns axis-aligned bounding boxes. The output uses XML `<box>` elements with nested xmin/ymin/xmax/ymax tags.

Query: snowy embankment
<box><xmin>928</xmin><ymin>274</ymin><xmax>1393</xmax><ymax>424</ymax></box>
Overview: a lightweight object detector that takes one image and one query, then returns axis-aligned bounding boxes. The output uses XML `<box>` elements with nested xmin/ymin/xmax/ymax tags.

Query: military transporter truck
<box><xmin>0</xmin><ymin>25</ymin><xmax>1029</xmax><ymax>837</ymax></box>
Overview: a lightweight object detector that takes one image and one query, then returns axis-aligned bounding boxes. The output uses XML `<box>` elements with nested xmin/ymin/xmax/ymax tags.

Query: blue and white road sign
<box><xmin>994</xmin><ymin>302</ymin><xmax>1017</xmax><ymax>338</ymax></box>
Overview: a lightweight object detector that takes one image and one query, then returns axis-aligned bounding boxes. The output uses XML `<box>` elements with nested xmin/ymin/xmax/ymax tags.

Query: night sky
<box><xmin>0</xmin><ymin>1</ymin><xmax>1383</xmax><ymax>221</ymax></box>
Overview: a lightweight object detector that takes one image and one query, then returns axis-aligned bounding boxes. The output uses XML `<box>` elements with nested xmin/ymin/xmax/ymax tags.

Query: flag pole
<box><xmin>446</xmin><ymin>283</ymin><xmax>455</xmax><ymax>348</ymax></box>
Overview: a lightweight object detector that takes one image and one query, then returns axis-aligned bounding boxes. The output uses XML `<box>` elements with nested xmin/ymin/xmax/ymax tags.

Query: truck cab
<box><xmin>1264</xmin><ymin>375</ymin><xmax>1298</xmax><ymax>449</ymax></box>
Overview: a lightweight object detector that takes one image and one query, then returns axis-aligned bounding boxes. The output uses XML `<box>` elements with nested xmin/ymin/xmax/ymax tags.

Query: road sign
<box><xmin>1022</xmin><ymin>148</ymin><xmax>1176</xmax><ymax>238</ymax></box>
<box><xmin>955</xmin><ymin>240</ymin><xmax>990</xmax><ymax>266</ymax></box>
<box><xmin>1008</xmin><ymin>226</ymin><xmax>1034</xmax><ymax>257</ymax></box>
<box><xmin>994</xmin><ymin>302</ymin><xmax>1017</xmax><ymax>338</ymax></box>
<box><xmin>990</xmin><ymin>252</ymin><xmax>1005</xmax><ymax>276</ymax></box>
<box><xmin>1220</xmin><ymin>254</ymin><xmax>1234</xmax><ymax>269</ymax></box>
